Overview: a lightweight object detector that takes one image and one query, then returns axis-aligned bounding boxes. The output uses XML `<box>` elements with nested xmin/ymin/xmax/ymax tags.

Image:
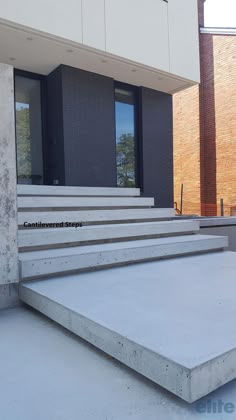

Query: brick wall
<box><xmin>174</xmin><ymin>33</ymin><xmax>236</xmax><ymax>216</ymax></box>
<box><xmin>213</xmin><ymin>35</ymin><xmax>236</xmax><ymax>216</ymax></box>
<box><xmin>173</xmin><ymin>86</ymin><xmax>201</xmax><ymax>215</ymax></box>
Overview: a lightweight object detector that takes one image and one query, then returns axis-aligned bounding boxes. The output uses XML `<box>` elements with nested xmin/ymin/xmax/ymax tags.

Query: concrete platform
<box><xmin>3</xmin><ymin>306</ymin><xmax>236</xmax><ymax>420</ymax></box>
<box><xmin>20</xmin><ymin>251</ymin><xmax>236</xmax><ymax>403</ymax></box>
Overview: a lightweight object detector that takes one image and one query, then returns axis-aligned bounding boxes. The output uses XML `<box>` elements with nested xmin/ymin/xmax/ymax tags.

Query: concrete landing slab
<box><xmin>20</xmin><ymin>251</ymin><xmax>236</xmax><ymax>403</ymax></box>
<box><xmin>3</xmin><ymin>307</ymin><xmax>236</xmax><ymax>420</ymax></box>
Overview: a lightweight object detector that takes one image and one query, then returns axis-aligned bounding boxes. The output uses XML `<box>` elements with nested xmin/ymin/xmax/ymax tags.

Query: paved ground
<box><xmin>1</xmin><ymin>306</ymin><xmax>236</xmax><ymax>420</ymax></box>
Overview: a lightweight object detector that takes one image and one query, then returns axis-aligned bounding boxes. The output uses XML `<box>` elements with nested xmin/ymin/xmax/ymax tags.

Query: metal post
<box><xmin>180</xmin><ymin>184</ymin><xmax>184</xmax><ymax>215</ymax></box>
<box><xmin>220</xmin><ymin>199</ymin><xmax>224</xmax><ymax>217</ymax></box>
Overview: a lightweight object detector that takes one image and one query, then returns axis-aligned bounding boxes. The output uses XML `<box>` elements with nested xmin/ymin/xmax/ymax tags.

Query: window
<box><xmin>115</xmin><ymin>84</ymin><xmax>138</xmax><ymax>187</ymax></box>
<box><xmin>15</xmin><ymin>74</ymin><xmax>44</xmax><ymax>184</ymax></box>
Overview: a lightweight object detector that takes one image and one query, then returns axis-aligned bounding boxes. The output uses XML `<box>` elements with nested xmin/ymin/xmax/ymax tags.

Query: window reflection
<box><xmin>115</xmin><ymin>87</ymin><xmax>136</xmax><ymax>187</ymax></box>
<box><xmin>15</xmin><ymin>75</ymin><xmax>44</xmax><ymax>184</ymax></box>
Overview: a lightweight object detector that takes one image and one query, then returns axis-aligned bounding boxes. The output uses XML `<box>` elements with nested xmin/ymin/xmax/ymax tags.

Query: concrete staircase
<box><xmin>17</xmin><ymin>185</ymin><xmax>227</xmax><ymax>280</ymax></box>
<box><xmin>18</xmin><ymin>185</ymin><xmax>236</xmax><ymax>404</ymax></box>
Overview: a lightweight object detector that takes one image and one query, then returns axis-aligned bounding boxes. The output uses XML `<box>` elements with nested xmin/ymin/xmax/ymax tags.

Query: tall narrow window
<box><xmin>15</xmin><ymin>74</ymin><xmax>44</xmax><ymax>184</ymax></box>
<box><xmin>115</xmin><ymin>86</ymin><xmax>137</xmax><ymax>187</ymax></box>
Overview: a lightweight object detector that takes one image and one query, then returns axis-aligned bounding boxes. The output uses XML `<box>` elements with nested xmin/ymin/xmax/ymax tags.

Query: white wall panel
<box><xmin>0</xmin><ymin>0</ymin><xmax>82</xmax><ymax>42</ymax></box>
<box><xmin>0</xmin><ymin>0</ymin><xmax>200</xmax><ymax>85</ymax></box>
<box><xmin>82</xmin><ymin>0</ymin><xmax>105</xmax><ymax>50</ymax></box>
<box><xmin>168</xmin><ymin>0</ymin><xmax>200</xmax><ymax>82</ymax></box>
<box><xmin>105</xmin><ymin>0</ymin><xmax>169</xmax><ymax>71</ymax></box>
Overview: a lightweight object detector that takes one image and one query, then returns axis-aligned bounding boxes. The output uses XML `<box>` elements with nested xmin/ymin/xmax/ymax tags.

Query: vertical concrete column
<box><xmin>0</xmin><ymin>63</ymin><xmax>19</xmax><ymax>306</ymax></box>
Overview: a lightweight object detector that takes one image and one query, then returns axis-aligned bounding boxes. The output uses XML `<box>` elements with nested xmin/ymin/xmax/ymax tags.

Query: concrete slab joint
<box><xmin>0</xmin><ymin>63</ymin><xmax>19</xmax><ymax>290</ymax></box>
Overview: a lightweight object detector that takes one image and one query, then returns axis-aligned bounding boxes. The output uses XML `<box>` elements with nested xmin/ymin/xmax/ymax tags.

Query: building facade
<box><xmin>174</xmin><ymin>1</ymin><xmax>236</xmax><ymax>216</ymax></box>
<box><xmin>0</xmin><ymin>0</ymin><xmax>200</xmax><ymax>300</ymax></box>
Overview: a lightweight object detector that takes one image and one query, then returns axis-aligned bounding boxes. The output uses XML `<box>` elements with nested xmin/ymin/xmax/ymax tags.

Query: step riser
<box><xmin>18</xmin><ymin>221</ymin><xmax>200</xmax><ymax>249</ymax></box>
<box><xmin>17</xmin><ymin>185</ymin><xmax>141</xmax><ymax>197</ymax></box>
<box><xmin>19</xmin><ymin>285</ymin><xmax>191</xmax><ymax>402</ymax></box>
<box><xmin>20</xmin><ymin>237</ymin><xmax>227</xmax><ymax>280</ymax></box>
<box><xmin>18</xmin><ymin>209</ymin><xmax>175</xmax><ymax>226</ymax></box>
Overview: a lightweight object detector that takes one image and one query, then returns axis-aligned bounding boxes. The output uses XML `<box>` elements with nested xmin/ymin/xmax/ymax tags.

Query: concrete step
<box><xmin>17</xmin><ymin>184</ymin><xmax>141</xmax><ymax>197</ymax></box>
<box><xmin>17</xmin><ymin>196</ymin><xmax>154</xmax><ymax>210</ymax></box>
<box><xmin>19</xmin><ymin>251</ymin><xmax>236</xmax><ymax>403</ymax></box>
<box><xmin>18</xmin><ymin>220</ymin><xmax>200</xmax><ymax>250</ymax></box>
<box><xmin>18</xmin><ymin>208</ymin><xmax>175</xmax><ymax>226</ymax></box>
<box><xmin>19</xmin><ymin>234</ymin><xmax>227</xmax><ymax>280</ymax></box>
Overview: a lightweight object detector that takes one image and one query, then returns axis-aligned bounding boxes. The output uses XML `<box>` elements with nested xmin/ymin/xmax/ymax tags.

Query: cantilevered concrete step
<box><xmin>18</xmin><ymin>220</ymin><xmax>200</xmax><ymax>250</ymax></box>
<box><xmin>19</xmin><ymin>251</ymin><xmax>236</xmax><ymax>403</ymax></box>
<box><xmin>19</xmin><ymin>235</ymin><xmax>227</xmax><ymax>280</ymax></box>
<box><xmin>17</xmin><ymin>196</ymin><xmax>154</xmax><ymax>210</ymax></box>
<box><xmin>18</xmin><ymin>208</ymin><xmax>175</xmax><ymax>226</ymax></box>
<box><xmin>17</xmin><ymin>184</ymin><xmax>141</xmax><ymax>197</ymax></box>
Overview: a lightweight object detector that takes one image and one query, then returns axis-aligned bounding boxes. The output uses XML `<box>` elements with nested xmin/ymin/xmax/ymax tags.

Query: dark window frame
<box><xmin>114</xmin><ymin>81</ymin><xmax>141</xmax><ymax>188</ymax></box>
<box><xmin>14</xmin><ymin>69</ymin><xmax>47</xmax><ymax>184</ymax></box>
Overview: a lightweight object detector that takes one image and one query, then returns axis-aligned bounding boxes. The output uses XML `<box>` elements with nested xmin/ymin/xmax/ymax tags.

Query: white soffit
<box><xmin>0</xmin><ymin>19</ymin><xmax>195</xmax><ymax>94</ymax></box>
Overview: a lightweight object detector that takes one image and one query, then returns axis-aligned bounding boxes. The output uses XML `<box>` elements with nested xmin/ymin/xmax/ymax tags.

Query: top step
<box><xmin>17</xmin><ymin>185</ymin><xmax>141</xmax><ymax>197</ymax></box>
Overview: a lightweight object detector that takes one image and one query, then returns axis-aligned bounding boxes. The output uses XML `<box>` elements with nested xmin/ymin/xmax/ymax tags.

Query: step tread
<box><xmin>18</xmin><ymin>220</ymin><xmax>199</xmax><ymax>236</ymax></box>
<box><xmin>19</xmin><ymin>234</ymin><xmax>227</xmax><ymax>261</ymax></box>
<box><xmin>18</xmin><ymin>208</ymin><xmax>175</xmax><ymax>225</ymax></box>
<box><xmin>19</xmin><ymin>251</ymin><xmax>236</xmax><ymax>403</ymax></box>
<box><xmin>17</xmin><ymin>185</ymin><xmax>141</xmax><ymax>197</ymax></box>
<box><xmin>18</xmin><ymin>196</ymin><xmax>154</xmax><ymax>209</ymax></box>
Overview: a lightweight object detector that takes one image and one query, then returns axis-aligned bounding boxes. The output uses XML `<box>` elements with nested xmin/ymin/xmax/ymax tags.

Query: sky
<box><xmin>204</xmin><ymin>0</ymin><xmax>236</xmax><ymax>28</ymax></box>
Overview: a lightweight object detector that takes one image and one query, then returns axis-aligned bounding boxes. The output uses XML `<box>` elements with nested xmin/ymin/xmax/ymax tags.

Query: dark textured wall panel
<box><xmin>141</xmin><ymin>87</ymin><xmax>173</xmax><ymax>207</ymax></box>
<box><xmin>46</xmin><ymin>67</ymin><xmax>65</xmax><ymax>185</ymax></box>
<box><xmin>61</xmin><ymin>65</ymin><xmax>116</xmax><ymax>187</ymax></box>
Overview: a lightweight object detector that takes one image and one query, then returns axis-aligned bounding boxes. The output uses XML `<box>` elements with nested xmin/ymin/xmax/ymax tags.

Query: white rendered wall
<box><xmin>0</xmin><ymin>0</ymin><xmax>83</xmax><ymax>43</ymax></box>
<box><xmin>0</xmin><ymin>0</ymin><xmax>200</xmax><ymax>83</ymax></box>
<box><xmin>168</xmin><ymin>0</ymin><xmax>200</xmax><ymax>82</ymax></box>
<box><xmin>105</xmin><ymin>0</ymin><xmax>169</xmax><ymax>72</ymax></box>
<box><xmin>82</xmin><ymin>0</ymin><xmax>105</xmax><ymax>50</ymax></box>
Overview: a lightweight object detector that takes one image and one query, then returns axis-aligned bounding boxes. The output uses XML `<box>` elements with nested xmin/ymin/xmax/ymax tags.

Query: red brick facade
<box><xmin>174</xmin><ymin>8</ymin><xmax>236</xmax><ymax>216</ymax></box>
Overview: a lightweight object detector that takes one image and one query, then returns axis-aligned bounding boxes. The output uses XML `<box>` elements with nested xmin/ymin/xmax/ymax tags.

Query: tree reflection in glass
<box><xmin>115</xmin><ymin>88</ymin><xmax>136</xmax><ymax>187</ymax></box>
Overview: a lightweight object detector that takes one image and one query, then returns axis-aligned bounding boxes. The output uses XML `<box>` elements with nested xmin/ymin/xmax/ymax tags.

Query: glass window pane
<box><xmin>115</xmin><ymin>87</ymin><xmax>136</xmax><ymax>188</ymax></box>
<box><xmin>15</xmin><ymin>75</ymin><xmax>44</xmax><ymax>184</ymax></box>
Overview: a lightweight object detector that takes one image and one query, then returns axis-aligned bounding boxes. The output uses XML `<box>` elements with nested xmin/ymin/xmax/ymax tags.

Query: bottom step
<box><xmin>20</xmin><ymin>251</ymin><xmax>236</xmax><ymax>403</ymax></box>
<box><xmin>19</xmin><ymin>234</ymin><xmax>227</xmax><ymax>279</ymax></box>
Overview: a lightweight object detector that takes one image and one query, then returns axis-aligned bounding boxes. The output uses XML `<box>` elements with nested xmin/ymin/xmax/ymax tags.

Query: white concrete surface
<box><xmin>18</xmin><ymin>220</ymin><xmax>200</xmax><ymax>249</ymax></box>
<box><xmin>17</xmin><ymin>184</ymin><xmax>141</xmax><ymax>196</ymax></box>
<box><xmin>19</xmin><ymin>250</ymin><xmax>236</xmax><ymax>403</ymax></box>
<box><xmin>3</xmin><ymin>306</ymin><xmax>236</xmax><ymax>420</ymax></box>
<box><xmin>19</xmin><ymin>235</ymin><xmax>227</xmax><ymax>280</ymax></box>
<box><xmin>0</xmin><ymin>63</ymin><xmax>18</xmax><ymax>285</ymax></box>
<box><xmin>17</xmin><ymin>196</ymin><xmax>154</xmax><ymax>209</ymax></box>
<box><xmin>18</xmin><ymin>208</ymin><xmax>175</xmax><ymax>226</ymax></box>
